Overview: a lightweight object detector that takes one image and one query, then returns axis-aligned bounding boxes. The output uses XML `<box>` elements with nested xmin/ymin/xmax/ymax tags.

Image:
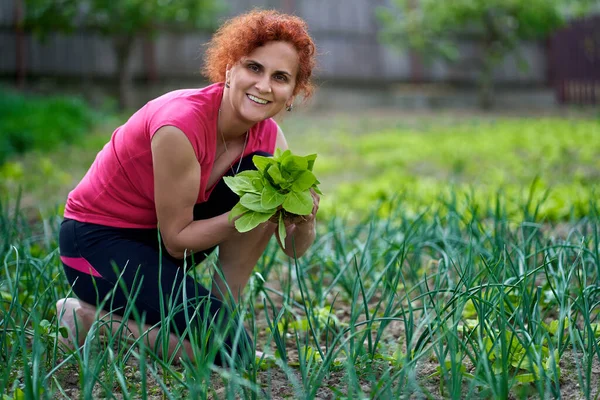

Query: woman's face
<box><xmin>226</xmin><ymin>41</ymin><xmax>299</xmax><ymax>124</ymax></box>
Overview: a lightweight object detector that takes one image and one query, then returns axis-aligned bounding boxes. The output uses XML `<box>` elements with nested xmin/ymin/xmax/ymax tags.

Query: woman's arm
<box><xmin>152</xmin><ymin>126</ymin><xmax>236</xmax><ymax>259</ymax></box>
<box><xmin>273</xmin><ymin>125</ymin><xmax>319</xmax><ymax>258</ymax></box>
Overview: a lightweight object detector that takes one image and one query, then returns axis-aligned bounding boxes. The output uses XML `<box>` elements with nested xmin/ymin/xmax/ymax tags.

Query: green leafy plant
<box><xmin>224</xmin><ymin>149</ymin><xmax>322</xmax><ymax>247</ymax></box>
<box><xmin>483</xmin><ymin>331</ymin><xmax>560</xmax><ymax>384</ymax></box>
<box><xmin>0</xmin><ymin>89</ymin><xmax>95</xmax><ymax>165</ymax></box>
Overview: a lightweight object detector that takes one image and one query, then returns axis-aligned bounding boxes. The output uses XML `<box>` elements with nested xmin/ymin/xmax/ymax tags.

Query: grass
<box><xmin>1</xmin><ymin>109</ymin><xmax>600</xmax><ymax>398</ymax></box>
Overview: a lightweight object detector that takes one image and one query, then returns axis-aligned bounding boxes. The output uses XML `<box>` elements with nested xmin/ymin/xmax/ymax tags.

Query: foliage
<box><xmin>2</xmin><ymin>190</ymin><xmax>600</xmax><ymax>398</ymax></box>
<box><xmin>23</xmin><ymin>0</ymin><xmax>223</xmax><ymax>109</ymax></box>
<box><xmin>304</xmin><ymin>117</ymin><xmax>600</xmax><ymax>223</ymax></box>
<box><xmin>224</xmin><ymin>150</ymin><xmax>322</xmax><ymax>246</ymax></box>
<box><xmin>0</xmin><ymin>89</ymin><xmax>95</xmax><ymax>165</ymax></box>
<box><xmin>24</xmin><ymin>0</ymin><xmax>221</xmax><ymax>36</ymax></box>
<box><xmin>376</xmin><ymin>0</ymin><xmax>592</xmax><ymax>108</ymax></box>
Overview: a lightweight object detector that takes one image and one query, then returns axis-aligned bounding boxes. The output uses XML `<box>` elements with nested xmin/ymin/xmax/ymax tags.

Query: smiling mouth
<box><xmin>247</xmin><ymin>94</ymin><xmax>270</xmax><ymax>105</ymax></box>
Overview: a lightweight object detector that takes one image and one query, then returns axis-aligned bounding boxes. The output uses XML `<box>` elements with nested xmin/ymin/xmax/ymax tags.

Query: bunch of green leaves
<box><xmin>224</xmin><ymin>149</ymin><xmax>322</xmax><ymax>247</ymax></box>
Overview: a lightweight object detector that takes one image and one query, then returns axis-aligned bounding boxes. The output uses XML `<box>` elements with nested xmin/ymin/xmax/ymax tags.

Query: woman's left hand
<box><xmin>275</xmin><ymin>189</ymin><xmax>319</xmax><ymax>257</ymax></box>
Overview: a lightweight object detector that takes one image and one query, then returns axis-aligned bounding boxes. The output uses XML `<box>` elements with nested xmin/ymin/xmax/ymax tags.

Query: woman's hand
<box><xmin>276</xmin><ymin>189</ymin><xmax>319</xmax><ymax>257</ymax></box>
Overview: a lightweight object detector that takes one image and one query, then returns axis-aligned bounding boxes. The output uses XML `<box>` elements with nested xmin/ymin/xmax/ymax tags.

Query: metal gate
<box><xmin>549</xmin><ymin>15</ymin><xmax>600</xmax><ymax>105</ymax></box>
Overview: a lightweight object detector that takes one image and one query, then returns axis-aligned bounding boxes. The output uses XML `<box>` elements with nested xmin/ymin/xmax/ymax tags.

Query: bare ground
<box><xmin>45</xmin><ymin>291</ymin><xmax>600</xmax><ymax>399</ymax></box>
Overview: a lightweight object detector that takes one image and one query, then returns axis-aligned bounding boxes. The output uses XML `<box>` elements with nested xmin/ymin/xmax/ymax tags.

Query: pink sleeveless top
<box><xmin>64</xmin><ymin>83</ymin><xmax>278</xmax><ymax>229</ymax></box>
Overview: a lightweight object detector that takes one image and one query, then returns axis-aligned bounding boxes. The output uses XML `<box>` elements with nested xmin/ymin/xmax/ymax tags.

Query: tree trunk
<box><xmin>479</xmin><ymin>55</ymin><xmax>495</xmax><ymax>110</ymax></box>
<box><xmin>480</xmin><ymin>11</ymin><xmax>500</xmax><ymax>110</ymax></box>
<box><xmin>113</xmin><ymin>36</ymin><xmax>135</xmax><ymax>110</ymax></box>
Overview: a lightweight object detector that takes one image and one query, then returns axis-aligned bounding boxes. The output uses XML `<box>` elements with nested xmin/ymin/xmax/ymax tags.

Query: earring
<box><xmin>286</xmin><ymin>104</ymin><xmax>293</xmax><ymax>112</ymax></box>
<box><xmin>225</xmin><ymin>81</ymin><xmax>230</xmax><ymax>88</ymax></box>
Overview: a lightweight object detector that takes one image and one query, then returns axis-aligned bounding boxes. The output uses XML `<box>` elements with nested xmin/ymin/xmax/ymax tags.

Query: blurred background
<box><xmin>0</xmin><ymin>0</ymin><xmax>599</xmax><ymax>219</ymax></box>
<box><xmin>2</xmin><ymin>0</ymin><xmax>599</xmax><ymax>110</ymax></box>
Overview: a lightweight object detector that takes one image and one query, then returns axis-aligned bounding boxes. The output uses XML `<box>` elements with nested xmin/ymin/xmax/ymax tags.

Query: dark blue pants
<box><xmin>59</xmin><ymin>152</ymin><xmax>269</xmax><ymax>365</ymax></box>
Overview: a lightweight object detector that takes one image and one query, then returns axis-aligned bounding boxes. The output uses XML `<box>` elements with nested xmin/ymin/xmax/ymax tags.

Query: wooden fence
<box><xmin>549</xmin><ymin>15</ymin><xmax>600</xmax><ymax>105</ymax></box>
<box><xmin>0</xmin><ymin>0</ymin><xmax>551</xmax><ymax>89</ymax></box>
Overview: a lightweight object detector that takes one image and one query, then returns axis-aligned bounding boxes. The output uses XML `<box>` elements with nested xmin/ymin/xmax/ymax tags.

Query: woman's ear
<box><xmin>225</xmin><ymin>65</ymin><xmax>231</xmax><ymax>88</ymax></box>
<box><xmin>285</xmin><ymin>95</ymin><xmax>296</xmax><ymax>111</ymax></box>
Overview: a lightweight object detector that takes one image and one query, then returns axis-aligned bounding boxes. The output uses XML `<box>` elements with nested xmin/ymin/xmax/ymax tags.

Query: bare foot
<box><xmin>55</xmin><ymin>298</ymin><xmax>95</xmax><ymax>350</ymax></box>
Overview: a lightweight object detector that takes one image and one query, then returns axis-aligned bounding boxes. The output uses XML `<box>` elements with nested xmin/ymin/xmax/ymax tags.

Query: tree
<box><xmin>24</xmin><ymin>0</ymin><xmax>222</xmax><ymax>109</ymax></box>
<box><xmin>376</xmin><ymin>0</ymin><xmax>594</xmax><ymax>109</ymax></box>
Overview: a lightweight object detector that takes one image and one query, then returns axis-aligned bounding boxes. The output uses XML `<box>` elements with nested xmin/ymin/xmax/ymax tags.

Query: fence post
<box><xmin>143</xmin><ymin>34</ymin><xmax>158</xmax><ymax>83</ymax></box>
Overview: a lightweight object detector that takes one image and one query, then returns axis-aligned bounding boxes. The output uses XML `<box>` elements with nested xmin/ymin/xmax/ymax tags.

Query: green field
<box><xmin>1</xmin><ymin>108</ymin><xmax>600</xmax><ymax>399</ymax></box>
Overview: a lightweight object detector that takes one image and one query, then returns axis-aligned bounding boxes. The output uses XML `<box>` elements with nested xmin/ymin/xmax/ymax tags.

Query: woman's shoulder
<box><xmin>143</xmin><ymin>83</ymin><xmax>223</xmax><ymax>133</ymax></box>
<box><xmin>147</xmin><ymin>83</ymin><xmax>224</xmax><ymax>111</ymax></box>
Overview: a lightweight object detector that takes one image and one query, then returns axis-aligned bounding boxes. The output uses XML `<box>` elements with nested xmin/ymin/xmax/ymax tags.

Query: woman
<box><xmin>56</xmin><ymin>10</ymin><xmax>319</xmax><ymax>366</ymax></box>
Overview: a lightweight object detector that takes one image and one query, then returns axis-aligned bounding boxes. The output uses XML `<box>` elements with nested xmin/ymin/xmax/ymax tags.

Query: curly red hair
<box><xmin>203</xmin><ymin>10</ymin><xmax>316</xmax><ymax>99</ymax></box>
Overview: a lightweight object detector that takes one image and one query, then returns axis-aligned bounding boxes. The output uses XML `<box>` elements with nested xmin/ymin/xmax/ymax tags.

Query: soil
<box><xmin>45</xmin><ymin>292</ymin><xmax>600</xmax><ymax>399</ymax></box>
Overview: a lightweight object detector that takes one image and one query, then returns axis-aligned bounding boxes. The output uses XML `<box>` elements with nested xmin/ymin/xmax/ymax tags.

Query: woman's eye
<box><xmin>248</xmin><ymin>64</ymin><xmax>260</xmax><ymax>72</ymax></box>
<box><xmin>274</xmin><ymin>74</ymin><xmax>287</xmax><ymax>82</ymax></box>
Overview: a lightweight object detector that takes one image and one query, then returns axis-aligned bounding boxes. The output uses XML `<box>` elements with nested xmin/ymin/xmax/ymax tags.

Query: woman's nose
<box><xmin>255</xmin><ymin>75</ymin><xmax>272</xmax><ymax>94</ymax></box>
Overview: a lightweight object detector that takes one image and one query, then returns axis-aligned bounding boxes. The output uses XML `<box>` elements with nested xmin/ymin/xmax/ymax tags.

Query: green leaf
<box><xmin>545</xmin><ymin>349</ymin><xmax>560</xmax><ymax>381</ymax></box>
<box><xmin>291</xmin><ymin>170</ymin><xmax>317</xmax><ymax>192</ymax></box>
<box><xmin>278</xmin><ymin>211</ymin><xmax>287</xmax><ymax>249</ymax></box>
<box><xmin>252</xmin><ymin>176</ymin><xmax>266</xmax><ymax>192</ymax></box>
<box><xmin>267</xmin><ymin>164</ymin><xmax>287</xmax><ymax>186</ymax></box>
<box><xmin>252</xmin><ymin>155</ymin><xmax>275</xmax><ymax>173</ymax></box>
<box><xmin>276</xmin><ymin>149</ymin><xmax>291</xmax><ymax>159</ymax></box>
<box><xmin>300</xmin><ymin>345</ymin><xmax>322</xmax><ymax>363</ymax></box>
<box><xmin>240</xmin><ymin>193</ymin><xmax>271</xmax><ymax>212</ymax></box>
<box><xmin>234</xmin><ymin>211</ymin><xmax>274</xmax><ymax>233</ymax></box>
<box><xmin>280</xmin><ymin>167</ymin><xmax>292</xmax><ymax>182</ymax></box>
<box><xmin>14</xmin><ymin>388</ymin><xmax>26</xmax><ymax>400</ymax></box>
<box><xmin>223</xmin><ymin>175</ymin><xmax>257</xmax><ymax>196</ymax></box>
<box><xmin>282</xmin><ymin>154</ymin><xmax>308</xmax><ymax>172</ymax></box>
<box><xmin>228</xmin><ymin>202</ymin><xmax>249</xmax><ymax>222</ymax></box>
<box><xmin>282</xmin><ymin>190</ymin><xmax>313</xmax><ymax>215</ymax></box>
<box><xmin>58</xmin><ymin>326</ymin><xmax>69</xmax><ymax>339</ymax></box>
<box><xmin>515</xmin><ymin>373</ymin><xmax>536</xmax><ymax>383</ymax></box>
<box><xmin>543</xmin><ymin>319</ymin><xmax>569</xmax><ymax>336</ymax></box>
<box><xmin>236</xmin><ymin>170</ymin><xmax>261</xmax><ymax>179</ymax></box>
<box><xmin>591</xmin><ymin>323</ymin><xmax>600</xmax><ymax>338</ymax></box>
<box><xmin>262</xmin><ymin>185</ymin><xmax>286</xmax><ymax>209</ymax></box>
<box><xmin>305</xmin><ymin>154</ymin><xmax>318</xmax><ymax>171</ymax></box>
